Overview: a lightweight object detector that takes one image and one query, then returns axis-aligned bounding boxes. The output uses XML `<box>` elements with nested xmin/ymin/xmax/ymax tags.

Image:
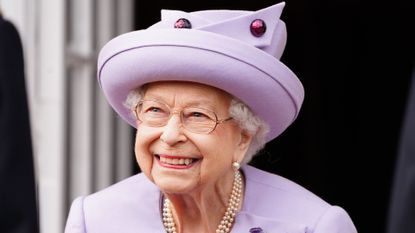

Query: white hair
<box><xmin>124</xmin><ymin>87</ymin><xmax>269</xmax><ymax>164</ymax></box>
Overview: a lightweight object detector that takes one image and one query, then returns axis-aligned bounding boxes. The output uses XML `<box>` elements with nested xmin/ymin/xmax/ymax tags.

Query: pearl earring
<box><xmin>232</xmin><ymin>161</ymin><xmax>241</xmax><ymax>171</ymax></box>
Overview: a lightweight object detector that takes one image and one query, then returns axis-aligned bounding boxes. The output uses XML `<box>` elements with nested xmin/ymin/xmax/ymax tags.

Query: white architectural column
<box><xmin>66</xmin><ymin>0</ymin><xmax>95</xmax><ymax>204</ymax></box>
<box><xmin>34</xmin><ymin>0</ymin><xmax>66</xmax><ymax>232</ymax></box>
<box><xmin>94</xmin><ymin>0</ymin><xmax>117</xmax><ymax>192</ymax></box>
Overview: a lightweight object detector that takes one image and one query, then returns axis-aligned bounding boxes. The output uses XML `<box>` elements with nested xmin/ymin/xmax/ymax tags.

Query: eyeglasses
<box><xmin>134</xmin><ymin>100</ymin><xmax>233</xmax><ymax>134</ymax></box>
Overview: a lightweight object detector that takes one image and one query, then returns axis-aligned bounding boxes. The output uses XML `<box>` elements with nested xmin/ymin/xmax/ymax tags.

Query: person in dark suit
<box><xmin>387</xmin><ymin>65</ymin><xmax>415</xmax><ymax>233</ymax></box>
<box><xmin>0</xmin><ymin>11</ymin><xmax>39</xmax><ymax>233</ymax></box>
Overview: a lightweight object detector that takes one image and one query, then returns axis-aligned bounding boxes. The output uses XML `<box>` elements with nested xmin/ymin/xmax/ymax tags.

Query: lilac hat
<box><xmin>98</xmin><ymin>2</ymin><xmax>304</xmax><ymax>142</ymax></box>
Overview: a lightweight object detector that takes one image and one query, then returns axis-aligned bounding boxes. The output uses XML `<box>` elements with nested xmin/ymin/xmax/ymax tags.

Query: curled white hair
<box><xmin>124</xmin><ymin>87</ymin><xmax>269</xmax><ymax>164</ymax></box>
<box><xmin>228</xmin><ymin>98</ymin><xmax>269</xmax><ymax>164</ymax></box>
<box><xmin>124</xmin><ymin>88</ymin><xmax>146</xmax><ymax>113</ymax></box>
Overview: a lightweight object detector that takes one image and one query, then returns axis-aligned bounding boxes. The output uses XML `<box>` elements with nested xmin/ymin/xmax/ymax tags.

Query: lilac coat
<box><xmin>65</xmin><ymin>165</ymin><xmax>357</xmax><ymax>233</ymax></box>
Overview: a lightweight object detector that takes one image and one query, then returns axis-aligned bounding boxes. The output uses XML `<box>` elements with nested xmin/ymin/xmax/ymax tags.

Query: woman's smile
<box><xmin>155</xmin><ymin>154</ymin><xmax>201</xmax><ymax>169</ymax></box>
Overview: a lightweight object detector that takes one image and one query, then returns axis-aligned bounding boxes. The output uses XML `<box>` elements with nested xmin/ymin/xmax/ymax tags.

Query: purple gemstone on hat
<box><xmin>249</xmin><ymin>227</ymin><xmax>264</xmax><ymax>233</ymax></box>
<box><xmin>250</xmin><ymin>19</ymin><xmax>266</xmax><ymax>37</ymax></box>
<box><xmin>174</xmin><ymin>18</ymin><xmax>192</xmax><ymax>29</ymax></box>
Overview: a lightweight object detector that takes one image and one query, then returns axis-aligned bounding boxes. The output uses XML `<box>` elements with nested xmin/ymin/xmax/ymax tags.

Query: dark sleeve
<box><xmin>0</xmin><ymin>16</ymin><xmax>39</xmax><ymax>233</ymax></box>
<box><xmin>387</xmin><ymin>65</ymin><xmax>415</xmax><ymax>233</ymax></box>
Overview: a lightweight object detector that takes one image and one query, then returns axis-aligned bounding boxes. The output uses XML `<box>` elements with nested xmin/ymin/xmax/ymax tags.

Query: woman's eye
<box><xmin>191</xmin><ymin>112</ymin><xmax>205</xmax><ymax>117</ymax></box>
<box><xmin>148</xmin><ymin>107</ymin><xmax>161</xmax><ymax>112</ymax></box>
<box><xmin>143</xmin><ymin>106</ymin><xmax>165</xmax><ymax>115</ymax></box>
<box><xmin>186</xmin><ymin>111</ymin><xmax>212</xmax><ymax>121</ymax></box>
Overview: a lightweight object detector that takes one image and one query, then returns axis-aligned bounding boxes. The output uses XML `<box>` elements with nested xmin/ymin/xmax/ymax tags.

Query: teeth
<box><xmin>160</xmin><ymin>156</ymin><xmax>193</xmax><ymax>165</ymax></box>
<box><xmin>185</xmin><ymin>159</ymin><xmax>191</xmax><ymax>165</ymax></box>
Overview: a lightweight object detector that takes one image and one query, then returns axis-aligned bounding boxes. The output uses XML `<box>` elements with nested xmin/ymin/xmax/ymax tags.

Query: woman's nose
<box><xmin>159</xmin><ymin>115</ymin><xmax>187</xmax><ymax>145</ymax></box>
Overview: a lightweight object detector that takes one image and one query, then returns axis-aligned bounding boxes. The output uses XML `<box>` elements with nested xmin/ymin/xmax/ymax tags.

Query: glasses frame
<box><xmin>133</xmin><ymin>99</ymin><xmax>233</xmax><ymax>134</ymax></box>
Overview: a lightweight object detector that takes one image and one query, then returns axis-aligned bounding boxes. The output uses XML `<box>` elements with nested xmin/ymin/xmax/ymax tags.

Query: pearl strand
<box><xmin>162</xmin><ymin>170</ymin><xmax>243</xmax><ymax>233</ymax></box>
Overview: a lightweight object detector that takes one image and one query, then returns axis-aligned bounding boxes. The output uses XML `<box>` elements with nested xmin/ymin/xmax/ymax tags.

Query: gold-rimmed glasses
<box><xmin>134</xmin><ymin>100</ymin><xmax>233</xmax><ymax>134</ymax></box>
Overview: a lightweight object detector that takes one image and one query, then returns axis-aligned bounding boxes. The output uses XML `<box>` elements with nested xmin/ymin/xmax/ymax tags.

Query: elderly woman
<box><xmin>65</xmin><ymin>2</ymin><xmax>357</xmax><ymax>233</ymax></box>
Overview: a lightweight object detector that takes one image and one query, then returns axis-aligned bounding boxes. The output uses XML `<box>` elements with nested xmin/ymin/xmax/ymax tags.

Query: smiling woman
<box><xmin>133</xmin><ymin>83</ymin><xmax>249</xmax><ymax>199</ymax></box>
<box><xmin>64</xmin><ymin>2</ymin><xmax>357</xmax><ymax>233</ymax></box>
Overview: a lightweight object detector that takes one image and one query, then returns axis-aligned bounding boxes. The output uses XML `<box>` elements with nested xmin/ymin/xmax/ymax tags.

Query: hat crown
<box><xmin>149</xmin><ymin>2</ymin><xmax>287</xmax><ymax>59</ymax></box>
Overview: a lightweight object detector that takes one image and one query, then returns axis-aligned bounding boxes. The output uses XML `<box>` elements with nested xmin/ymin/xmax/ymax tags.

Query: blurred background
<box><xmin>1</xmin><ymin>0</ymin><xmax>414</xmax><ymax>233</ymax></box>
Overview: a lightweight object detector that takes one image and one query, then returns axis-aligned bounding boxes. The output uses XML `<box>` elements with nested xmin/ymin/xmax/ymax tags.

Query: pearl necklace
<box><xmin>162</xmin><ymin>170</ymin><xmax>243</xmax><ymax>233</ymax></box>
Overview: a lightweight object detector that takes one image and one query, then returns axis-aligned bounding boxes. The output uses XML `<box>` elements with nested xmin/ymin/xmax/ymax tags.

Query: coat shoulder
<box><xmin>241</xmin><ymin>165</ymin><xmax>357</xmax><ymax>233</ymax></box>
<box><xmin>65</xmin><ymin>173</ymin><xmax>164</xmax><ymax>233</ymax></box>
<box><xmin>243</xmin><ymin>165</ymin><xmax>329</xmax><ymax>212</ymax></box>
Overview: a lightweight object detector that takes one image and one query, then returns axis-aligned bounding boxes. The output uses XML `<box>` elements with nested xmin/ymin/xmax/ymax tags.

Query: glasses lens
<box><xmin>135</xmin><ymin>101</ymin><xmax>220</xmax><ymax>134</ymax></box>
<box><xmin>137</xmin><ymin>100</ymin><xmax>170</xmax><ymax>127</ymax></box>
<box><xmin>182</xmin><ymin>107</ymin><xmax>217</xmax><ymax>134</ymax></box>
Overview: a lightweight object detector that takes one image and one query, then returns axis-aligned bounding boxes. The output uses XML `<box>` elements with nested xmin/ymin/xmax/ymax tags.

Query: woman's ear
<box><xmin>234</xmin><ymin>129</ymin><xmax>253</xmax><ymax>162</ymax></box>
<box><xmin>239</xmin><ymin>129</ymin><xmax>253</xmax><ymax>150</ymax></box>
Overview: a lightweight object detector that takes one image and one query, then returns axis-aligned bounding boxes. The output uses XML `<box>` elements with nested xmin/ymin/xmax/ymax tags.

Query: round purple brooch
<box><xmin>174</xmin><ymin>18</ymin><xmax>192</xmax><ymax>29</ymax></box>
<box><xmin>249</xmin><ymin>227</ymin><xmax>264</xmax><ymax>233</ymax></box>
<box><xmin>250</xmin><ymin>19</ymin><xmax>266</xmax><ymax>37</ymax></box>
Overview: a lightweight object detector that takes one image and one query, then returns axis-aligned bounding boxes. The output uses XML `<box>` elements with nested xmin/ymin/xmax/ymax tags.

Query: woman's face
<box><xmin>134</xmin><ymin>81</ymin><xmax>251</xmax><ymax>194</ymax></box>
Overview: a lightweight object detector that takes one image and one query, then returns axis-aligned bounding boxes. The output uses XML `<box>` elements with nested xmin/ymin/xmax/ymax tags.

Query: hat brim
<box><xmin>98</xmin><ymin>29</ymin><xmax>304</xmax><ymax>142</ymax></box>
